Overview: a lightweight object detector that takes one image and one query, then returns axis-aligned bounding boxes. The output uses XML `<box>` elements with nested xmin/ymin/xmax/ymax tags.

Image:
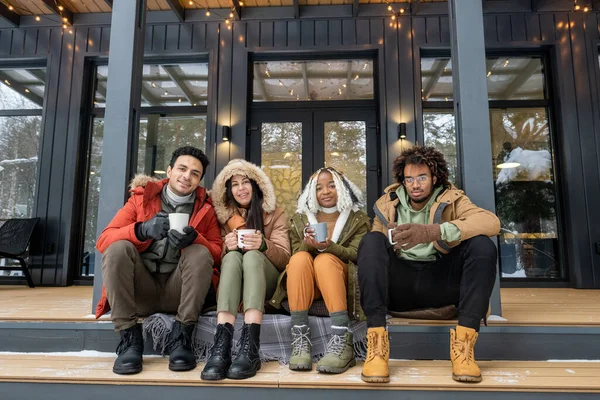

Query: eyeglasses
<box><xmin>404</xmin><ymin>175</ymin><xmax>429</xmax><ymax>185</ymax></box>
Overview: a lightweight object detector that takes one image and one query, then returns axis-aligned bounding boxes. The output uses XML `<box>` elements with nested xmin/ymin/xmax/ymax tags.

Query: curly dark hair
<box><xmin>392</xmin><ymin>146</ymin><xmax>450</xmax><ymax>188</ymax></box>
<box><xmin>169</xmin><ymin>146</ymin><xmax>209</xmax><ymax>179</ymax></box>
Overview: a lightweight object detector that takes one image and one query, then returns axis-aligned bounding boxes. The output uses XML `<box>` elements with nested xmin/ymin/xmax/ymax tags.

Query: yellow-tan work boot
<box><xmin>450</xmin><ymin>325</ymin><xmax>482</xmax><ymax>383</ymax></box>
<box><xmin>361</xmin><ymin>327</ymin><xmax>390</xmax><ymax>383</ymax></box>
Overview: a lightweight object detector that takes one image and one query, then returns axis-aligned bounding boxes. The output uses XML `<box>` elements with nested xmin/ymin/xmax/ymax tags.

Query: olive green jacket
<box><xmin>268</xmin><ymin>209</ymin><xmax>370</xmax><ymax>310</ymax></box>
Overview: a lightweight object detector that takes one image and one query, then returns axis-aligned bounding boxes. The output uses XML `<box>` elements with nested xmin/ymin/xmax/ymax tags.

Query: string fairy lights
<box><xmin>3</xmin><ymin>0</ymin><xmax>73</xmax><ymax>33</ymax></box>
<box><xmin>572</xmin><ymin>0</ymin><xmax>592</xmax><ymax>12</ymax></box>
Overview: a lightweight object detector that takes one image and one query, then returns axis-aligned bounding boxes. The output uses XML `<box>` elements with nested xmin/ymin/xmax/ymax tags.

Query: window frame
<box><xmin>419</xmin><ymin>49</ymin><xmax>568</xmax><ymax>284</ymax></box>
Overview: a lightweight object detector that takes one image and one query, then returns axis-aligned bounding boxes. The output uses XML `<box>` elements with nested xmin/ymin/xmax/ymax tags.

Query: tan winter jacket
<box><xmin>211</xmin><ymin>159</ymin><xmax>291</xmax><ymax>270</ymax></box>
<box><xmin>372</xmin><ymin>183</ymin><xmax>500</xmax><ymax>254</ymax></box>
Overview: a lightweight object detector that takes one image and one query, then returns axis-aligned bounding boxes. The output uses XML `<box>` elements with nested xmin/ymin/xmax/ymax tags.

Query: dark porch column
<box><xmin>92</xmin><ymin>0</ymin><xmax>147</xmax><ymax>311</ymax></box>
<box><xmin>448</xmin><ymin>0</ymin><xmax>502</xmax><ymax>316</ymax></box>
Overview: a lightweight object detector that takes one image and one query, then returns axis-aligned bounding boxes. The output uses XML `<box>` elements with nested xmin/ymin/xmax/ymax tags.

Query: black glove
<box><xmin>167</xmin><ymin>226</ymin><xmax>198</xmax><ymax>250</ymax></box>
<box><xmin>137</xmin><ymin>211</ymin><xmax>170</xmax><ymax>241</ymax></box>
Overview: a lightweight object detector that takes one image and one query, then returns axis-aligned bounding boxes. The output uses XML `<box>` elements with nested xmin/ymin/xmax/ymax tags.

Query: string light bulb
<box><xmin>399</xmin><ymin>8</ymin><xmax>405</xmax><ymax>13</ymax></box>
<box><xmin>391</xmin><ymin>14</ymin><xmax>396</xmax><ymax>20</ymax></box>
<box><xmin>205</xmin><ymin>9</ymin><xmax>210</xmax><ymax>16</ymax></box>
<box><xmin>58</xmin><ymin>5</ymin><xmax>64</xmax><ymax>11</ymax></box>
<box><xmin>35</xmin><ymin>16</ymin><xmax>41</xmax><ymax>21</ymax></box>
<box><xmin>225</xmin><ymin>19</ymin><xmax>230</xmax><ymax>24</ymax></box>
<box><xmin>387</xmin><ymin>5</ymin><xmax>392</xmax><ymax>11</ymax></box>
<box><xmin>584</xmin><ymin>6</ymin><xmax>589</xmax><ymax>11</ymax></box>
<box><xmin>239</xmin><ymin>1</ymin><xmax>243</xmax><ymax>5</ymax></box>
<box><xmin>8</xmin><ymin>5</ymin><xmax>14</xmax><ymax>10</ymax></box>
<box><xmin>189</xmin><ymin>0</ymin><xmax>193</xmax><ymax>4</ymax></box>
<box><xmin>230</xmin><ymin>12</ymin><xmax>234</xmax><ymax>18</ymax></box>
<box><xmin>575</xmin><ymin>4</ymin><xmax>581</xmax><ymax>10</ymax></box>
<box><xmin>63</xmin><ymin>24</ymin><xmax>67</xmax><ymax>29</ymax></box>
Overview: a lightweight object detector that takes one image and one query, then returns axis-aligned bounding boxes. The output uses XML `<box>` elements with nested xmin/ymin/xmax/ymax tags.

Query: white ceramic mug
<box><xmin>236</xmin><ymin>229</ymin><xmax>257</xmax><ymax>248</ymax></box>
<box><xmin>388</xmin><ymin>228</ymin><xmax>397</xmax><ymax>245</ymax></box>
<box><xmin>304</xmin><ymin>222</ymin><xmax>328</xmax><ymax>243</ymax></box>
<box><xmin>168</xmin><ymin>213</ymin><xmax>189</xmax><ymax>234</ymax></box>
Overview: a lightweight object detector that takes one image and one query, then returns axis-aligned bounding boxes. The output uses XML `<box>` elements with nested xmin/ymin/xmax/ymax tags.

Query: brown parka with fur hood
<box><xmin>211</xmin><ymin>159</ymin><xmax>291</xmax><ymax>270</ymax></box>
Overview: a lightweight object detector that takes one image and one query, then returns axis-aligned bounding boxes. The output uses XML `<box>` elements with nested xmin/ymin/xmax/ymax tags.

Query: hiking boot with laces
<box><xmin>450</xmin><ymin>325</ymin><xmax>482</xmax><ymax>383</ymax></box>
<box><xmin>227</xmin><ymin>323</ymin><xmax>261</xmax><ymax>380</ymax></box>
<box><xmin>167</xmin><ymin>321</ymin><xmax>196</xmax><ymax>371</ymax></box>
<box><xmin>316</xmin><ymin>327</ymin><xmax>356</xmax><ymax>374</ymax></box>
<box><xmin>113</xmin><ymin>324</ymin><xmax>144</xmax><ymax>375</ymax></box>
<box><xmin>361</xmin><ymin>327</ymin><xmax>389</xmax><ymax>383</ymax></box>
<box><xmin>289</xmin><ymin>325</ymin><xmax>312</xmax><ymax>371</ymax></box>
<box><xmin>201</xmin><ymin>323</ymin><xmax>233</xmax><ymax>380</ymax></box>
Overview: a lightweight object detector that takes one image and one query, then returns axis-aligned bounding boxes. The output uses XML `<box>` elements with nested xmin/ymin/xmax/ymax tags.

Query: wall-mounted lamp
<box><xmin>398</xmin><ymin>122</ymin><xmax>407</xmax><ymax>140</ymax></box>
<box><xmin>222</xmin><ymin>125</ymin><xmax>231</xmax><ymax>141</ymax></box>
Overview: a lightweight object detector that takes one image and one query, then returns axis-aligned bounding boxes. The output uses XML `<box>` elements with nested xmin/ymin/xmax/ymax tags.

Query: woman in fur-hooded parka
<box><xmin>201</xmin><ymin>159</ymin><xmax>290</xmax><ymax>381</ymax></box>
<box><xmin>282</xmin><ymin>167</ymin><xmax>370</xmax><ymax>374</ymax></box>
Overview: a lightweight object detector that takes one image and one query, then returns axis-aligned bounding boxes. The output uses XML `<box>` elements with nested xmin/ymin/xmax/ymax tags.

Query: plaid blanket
<box><xmin>143</xmin><ymin>312</ymin><xmax>368</xmax><ymax>363</ymax></box>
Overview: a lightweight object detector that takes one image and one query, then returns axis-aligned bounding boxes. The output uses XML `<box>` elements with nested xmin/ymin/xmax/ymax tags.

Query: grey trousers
<box><xmin>217</xmin><ymin>250</ymin><xmax>280</xmax><ymax>315</ymax></box>
<box><xmin>102</xmin><ymin>240</ymin><xmax>214</xmax><ymax>331</ymax></box>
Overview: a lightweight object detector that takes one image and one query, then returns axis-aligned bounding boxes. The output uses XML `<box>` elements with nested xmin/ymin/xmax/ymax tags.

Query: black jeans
<box><xmin>357</xmin><ymin>232</ymin><xmax>497</xmax><ymax>331</ymax></box>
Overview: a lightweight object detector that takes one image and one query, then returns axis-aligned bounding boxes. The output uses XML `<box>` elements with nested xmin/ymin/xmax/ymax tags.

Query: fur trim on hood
<box><xmin>296</xmin><ymin>167</ymin><xmax>364</xmax><ymax>215</ymax></box>
<box><xmin>129</xmin><ymin>174</ymin><xmax>160</xmax><ymax>191</ymax></box>
<box><xmin>211</xmin><ymin>159</ymin><xmax>277</xmax><ymax>224</ymax></box>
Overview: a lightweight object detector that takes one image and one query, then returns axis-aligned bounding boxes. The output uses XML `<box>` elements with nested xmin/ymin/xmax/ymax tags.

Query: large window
<box><xmin>80</xmin><ymin>61</ymin><xmax>209</xmax><ymax>278</ymax></box>
<box><xmin>421</xmin><ymin>54</ymin><xmax>563</xmax><ymax>280</ymax></box>
<box><xmin>0</xmin><ymin>65</ymin><xmax>46</xmax><ymax>277</ymax></box>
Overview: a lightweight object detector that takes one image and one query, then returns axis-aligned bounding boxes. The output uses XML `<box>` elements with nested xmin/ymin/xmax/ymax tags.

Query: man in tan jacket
<box><xmin>357</xmin><ymin>146</ymin><xmax>500</xmax><ymax>384</ymax></box>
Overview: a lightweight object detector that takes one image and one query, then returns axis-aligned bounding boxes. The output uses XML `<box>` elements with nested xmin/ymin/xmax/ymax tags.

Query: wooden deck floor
<box><xmin>0</xmin><ymin>355</ymin><xmax>598</xmax><ymax>392</ymax></box>
<box><xmin>0</xmin><ymin>286</ymin><xmax>599</xmax><ymax>326</ymax></box>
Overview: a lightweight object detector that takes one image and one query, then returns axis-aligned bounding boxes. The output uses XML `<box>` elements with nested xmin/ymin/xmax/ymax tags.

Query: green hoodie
<box><xmin>395</xmin><ymin>185</ymin><xmax>461</xmax><ymax>261</ymax></box>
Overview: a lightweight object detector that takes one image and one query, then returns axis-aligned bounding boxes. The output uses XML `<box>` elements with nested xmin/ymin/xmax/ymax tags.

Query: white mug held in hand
<box><xmin>304</xmin><ymin>222</ymin><xmax>328</xmax><ymax>243</ymax></box>
<box><xmin>168</xmin><ymin>213</ymin><xmax>189</xmax><ymax>234</ymax></box>
<box><xmin>236</xmin><ymin>229</ymin><xmax>257</xmax><ymax>248</ymax></box>
<box><xmin>388</xmin><ymin>228</ymin><xmax>398</xmax><ymax>245</ymax></box>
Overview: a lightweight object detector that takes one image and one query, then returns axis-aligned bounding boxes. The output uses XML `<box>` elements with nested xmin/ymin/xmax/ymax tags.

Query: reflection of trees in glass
<box><xmin>325</xmin><ymin>121</ymin><xmax>366</xmax><ymax>199</ymax></box>
<box><xmin>0</xmin><ymin>116</ymin><xmax>42</xmax><ymax>219</ymax></box>
<box><xmin>423</xmin><ymin>111</ymin><xmax>458</xmax><ymax>185</ymax></box>
<box><xmin>491</xmin><ymin>108</ymin><xmax>560</xmax><ymax>278</ymax></box>
<box><xmin>83</xmin><ymin>119</ymin><xmax>104</xmax><ymax>264</ymax></box>
<box><xmin>261</xmin><ymin>122</ymin><xmax>302</xmax><ymax>218</ymax></box>
<box><xmin>138</xmin><ymin>116</ymin><xmax>207</xmax><ymax>176</ymax></box>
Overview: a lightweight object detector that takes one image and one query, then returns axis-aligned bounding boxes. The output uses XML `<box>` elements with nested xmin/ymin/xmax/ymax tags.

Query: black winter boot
<box><xmin>113</xmin><ymin>324</ymin><xmax>144</xmax><ymax>375</ymax></box>
<box><xmin>227</xmin><ymin>323</ymin><xmax>261</xmax><ymax>380</ymax></box>
<box><xmin>201</xmin><ymin>323</ymin><xmax>234</xmax><ymax>380</ymax></box>
<box><xmin>168</xmin><ymin>321</ymin><xmax>197</xmax><ymax>371</ymax></box>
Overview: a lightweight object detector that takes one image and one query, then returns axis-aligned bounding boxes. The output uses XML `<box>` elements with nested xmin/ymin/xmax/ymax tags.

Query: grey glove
<box><xmin>138</xmin><ymin>211</ymin><xmax>170</xmax><ymax>241</ymax></box>
<box><xmin>167</xmin><ymin>226</ymin><xmax>198</xmax><ymax>250</ymax></box>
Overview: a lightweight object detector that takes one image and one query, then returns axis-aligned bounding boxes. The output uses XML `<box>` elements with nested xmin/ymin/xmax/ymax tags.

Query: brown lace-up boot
<box><xmin>360</xmin><ymin>327</ymin><xmax>390</xmax><ymax>383</ymax></box>
<box><xmin>450</xmin><ymin>325</ymin><xmax>482</xmax><ymax>383</ymax></box>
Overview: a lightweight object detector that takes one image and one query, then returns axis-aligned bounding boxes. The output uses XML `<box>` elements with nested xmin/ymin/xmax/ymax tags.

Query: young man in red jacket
<box><xmin>97</xmin><ymin>146</ymin><xmax>223</xmax><ymax>375</ymax></box>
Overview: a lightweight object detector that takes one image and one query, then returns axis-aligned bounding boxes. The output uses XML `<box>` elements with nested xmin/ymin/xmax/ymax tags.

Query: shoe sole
<box><xmin>289</xmin><ymin>363</ymin><xmax>312</xmax><ymax>371</ymax></box>
<box><xmin>360</xmin><ymin>373</ymin><xmax>390</xmax><ymax>383</ymax></box>
<box><xmin>113</xmin><ymin>366</ymin><xmax>142</xmax><ymax>375</ymax></box>
<box><xmin>452</xmin><ymin>374</ymin><xmax>482</xmax><ymax>383</ymax></box>
<box><xmin>316</xmin><ymin>358</ymin><xmax>356</xmax><ymax>374</ymax></box>
<box><xmin>226</xmin><ymin>364</ymin><xmax>262</xmax><ymax>380</ymax></box>
<box><xmin>201</xmin><ymin>371</ymin><xmax>227</xmax><ymax>380</ymax></box>
<box><xmin>169</xmin><ymin>362</ymin><xmax>197</xmax><ymax>372</ymax></box>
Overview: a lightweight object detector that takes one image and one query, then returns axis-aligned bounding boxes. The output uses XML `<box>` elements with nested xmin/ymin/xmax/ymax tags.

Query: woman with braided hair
<box><xmin>281</xmin><ymin>167</ymin><xmax>370</xmax><ymax>373</ymax></box>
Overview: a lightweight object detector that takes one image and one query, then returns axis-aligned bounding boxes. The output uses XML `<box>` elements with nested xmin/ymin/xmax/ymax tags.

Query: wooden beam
<box><xmin>0</xmin><ymin>2</ymin><xmax>19</xmax><ymax>27</ymax></box>
<box><xmin>231</xmin><ymin>0</ymin><xmax>242</xmax><ymax>20</ymax></box>
<box><xmin>422</xmin><ymin>59</ymin><xmax>448</xmax><ymax>100</ymax></box>
<box><xmin>293</xmin><ymin>0</ymin><xmax>299</xmax><ymax>18</ymax></box>
<box><xmin>500</xmin><ymin>59</ymin><xmax>541</xmax><ymax>99</ymax></box>
<box><xmin>41</xmin><ymin>0</ymin><xmax>73</xmax><ymax>25</ymax></box>
<box><xmin>0</xmin><ymin>72</ymin><xmax>44</xmax><ymax>107</ymax></box>
<box><xmin>163</xmin><ymin>65</ymin><xmax>197</xmax><ymax>105</ymax></box>
<box><xmin>301</xmin><ymin>64</ymin><xmax>309</xmax><ymax>101</ymax></box>
<box><xmin>253</xmin><ymin>64</ymin><xmax>269</xmax><ymax>101</ymax></box>
<box><xmin>352</xmin><ymin>0</ymin><xmax>360</xmax><ymax>17</ymax></box>
<box><xmin>164</xmin><ymin>0</ymin><xmax>185</xmax><ymax>22</ymax></box>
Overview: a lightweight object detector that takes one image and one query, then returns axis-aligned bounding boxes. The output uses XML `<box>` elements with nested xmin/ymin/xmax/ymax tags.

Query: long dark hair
<box><xmin>225</xmin><ymin>178</ymin><xmax>265</xmax><ymax>232</ymax></box>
